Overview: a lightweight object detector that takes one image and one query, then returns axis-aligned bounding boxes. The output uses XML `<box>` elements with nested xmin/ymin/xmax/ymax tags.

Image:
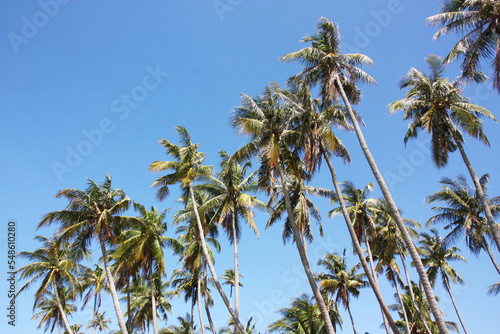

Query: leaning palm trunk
<box><xmin>150</xmin><ymin>268</ymin><xmax>158</xmax><ymax>334</ymax></box>
<box><xmin>203</xmin><ymin>269</ymin><xmax>217</xmax><ymax>334</ymax></box>
<box><xmin>393</xmin><ymin>274</ymin><xmax>411</xmax><ymax>334</ymax></box>
<box><xmin>99</xmin><ymin>233</ymin><xmax>129</xmax><ymax>334</ymax></box>
<box><xmin>346</xmin><ymin>304</ymin><xmax>358</xmax><ymax>334</ymax></box>
<box><xmin>399</xmin><ymin>252</ymin><xmax>432</xmax><ymax>334</ymax></box>
<box><xmin>334</xmin><ymin>76</ymin><xmax>449</xmax><ymax>334</ymax></box>
<box><xmin>484</xmin><ymin>243</ymin><xmax>500</xmax><ymax>276</ymax></box>
<box><xmin>321</xmin><ymin>146</ymin><xmax>399</xmax><ymax>334</ymax></box>
<box><xmin>52</xmin><ymin>281</ymin><xmax>74</xmax><ymax>334</ymax></box>
<box><xmin>232</xmin><ymin>201</ymin><xmax>241</xmax><ymax>334</ymax></box>
<box><xmin>197</xmin><ymin>275</ymin><xmax>206</xmax><ymax>334</ymax></box>
<box><xmin>127</xmin><ymin>276</ymin><xmax>132</xmax><ymax>333</ymax></box>
<box><xmin>276</xmin><ymin>163</ymin><xmax>337</xmax><ymax>334</ymax></box>
<box><xmin>92</xmin><ymin>293</ymin><xmax>97</xmax><ymax>334</ymax></box>
<box><xmin>443</xmin><ymin>275</ymin><xmax>469</xmax><ymax>334</ymax></box>
<box><xmin>188</xmin><ymin>185</ymin><xmax>247</xmax><ymax>334</ymax></box>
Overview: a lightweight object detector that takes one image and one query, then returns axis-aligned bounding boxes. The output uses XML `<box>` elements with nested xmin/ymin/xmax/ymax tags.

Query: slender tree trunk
<box><xmin>232</xmin><ymin>200</ymin><xmax>240</xmax><ymax>334</ymax></box>
<box><xmin>276</xmin><ymin>163</ymin><xmax>337</xmax><ymax>334</ymax></box>
<box><xmin>188</xmin><ymin>185</ymin><xmax>247</xmax><ymax>334</ymax></box>
<box><xmin>399</xmin><ymin>252</ymin><xmax>432</xmax><ymax>334</ymax></box>
<box><xmin>98</xmin><ymin>233</ymin><xmax>129</xmax><ymax>334</ymax></box>
<box><xmin>127</xmin><ymin>275</ymin><xmax>132</xmax><ymax>333</ymax></box>
<box><xmin>92</xmin><ymin>293</ymin><xmax>97</xmax><ymax>334</ymax></box>
<box><xmin>444</xmin><ymin>116</ymin><xmax>500</xmax><ymax>252</ymax></box>
<box><xmin>484</xmin><ymin>242</ymin><xmax>500</xmax><ymax>276</ymax></box>
<box><xmin>53</xmin><ymin>282</ymin><xmax>74</xmax><ymax>334</ymax></box>
<box><xmin>321</xmin><ymin>148</ymin><xmax>399</xmax><ymax>334</ymax></box>
<box><xmin>203</xmin><ymin>267</ymin><xmax>217</xmax><ymax>334</ymax></box>
<box><xmin>393</xmin><ymin>273</ymin><xmax>411</xmax><ymax>334</ymax></box>
<box><xmin>346</xmin><ymin>304</ymin><xmax>358</xmax><ymax>334</ymax></box>
<box><xmin>334</xmin><ymin>76</ymin><xmax>449</xmax><ymax>334</ymax></box>
<box><xmin>191</xmin><ymin>299</ymin><xmax>195</xmax><ymax>332</ymax></box>
<box><xmin>197</xmin><ymin>274</ymin><xmax>206</xmax><ymax>334</ymax></box>
<box><xmin>58</xmin><ymin>315</ymin><xmax>61</xmax><ymax>334</ymax></box>
<box><xmin>150</xmin><ymin>268</ymin><xmax>158</xmax><ymax>334</ymax></box>
<box><xmin>443</xmin><ymin>275</ymin><xmax>469</xmax><ymax>334</ymax></box>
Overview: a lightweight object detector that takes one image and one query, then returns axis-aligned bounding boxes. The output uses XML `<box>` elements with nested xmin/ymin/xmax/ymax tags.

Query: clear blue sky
<box><xmin>1</xmin><ymin>1</ymin><xmax>499</xmax><ymax>333</ymax></box>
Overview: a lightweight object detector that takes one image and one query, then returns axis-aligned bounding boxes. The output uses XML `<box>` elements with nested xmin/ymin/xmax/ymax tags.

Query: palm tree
<box><xmin>80</xmin><ymin>264</ymin><xmax>110</xmax><ymax>334</ymax></box>
<box><xmin>232</xmin><ymin>83</ymin><xmax>338</xmax><ymax>334</ymax></box>
<box><xmin>149</xmin><ymin>125</ymin><xmax>246</xmax><ymax>334</ymax></box>
<box><xmin>64</xmin><ymin>324</ymin><xmax>84</xmax><ymax>334</ymax></box>
<box><xmin>32</xmin><ymin>287</ymin><xmax>77</xmax><ymax>334</ymax></box>
<box><xmin>389</xmin><ymin>54</ymin><xmax>499</xmax><ymax>256</ymax></box>
<box><xmin>316</xmin><ymin>250</ymin><xmax>367</xmax><ymax>334</ymax></box>
<box><xmin>267</xmin><ymin>293</ymin><xmax>342</xmax><ymax>334</ymax></box>
<box><xmin>17</xmin><ymin>236</ymin><xmax>83</xmax><ymax>334</ymax></box>
<box><xmin>219</xmin><ymin>317</ymin><xmax>258</xmax><ymax>334</ymax></box>
<box><xmin>38</xmin><ymin>176</ymin><xmax>141</xmax><ymax>334</ymax></box>
<box><xmin>426</xmin><ymin>174</ymin><xmax>500</xmax><ymax>275</ymax></box>
<box><xmin>87</xmin><ymin>312</ymin><xmax>112</xmax><ymax>333</ymax></box>
<box><xmin>427</xmin><ymin>0</ymin><xmax>500</xmax><ymax>91</ymax></box>
<box><xmin>115</xmin><ymin>204</ymin><xmax>181</xmax><ymax>334</ymax></box>
<box><xmin>159</xmin><ymin>314</ymin><xmax>196</xmax><ymax>334</ymax></box>
<box><xmin>198</xmin><ymin>149</ymin><xmax>264</xmax><ymax>329</ymax></box>
<box><xmin>419</xmin><ymin>229</ymin><xmax>469</xmax><ymax>334</ymax></box>
<box><xmin>281</xmin><ymin>17</ymin><xmax>445</xmax><ymax>333</ymax></box>
<box><xmin>220</xmin><ymin>269</ymin><xmax>244</xmax><ymax>307</ymax></box>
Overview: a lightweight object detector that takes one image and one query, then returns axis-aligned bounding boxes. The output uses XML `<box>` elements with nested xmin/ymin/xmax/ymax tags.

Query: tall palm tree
<box><xmin>80</xmin><ymin>264</ymin><xmax>110</xmax><ymax>334</ymax></box>
<box><xmin>220</xmin><ymin>317</ymin><xmax>258</xmax><ymax>334</ymax></box>
<box><xmin>267</xmin><ymin>293</ymin><xmax>342</xmax><ymax>334</ymax></box>
<box><xmin>426</xmin><ymin>174</ymin><xmax>500</xmax><ymax>275</ymax></box>
<box><xmin>427</xmin><ymin>0</ymin><xmax>500</xmax><ymax>91</ymax></box>
<box><xmin>159</xmin><ymin>314</ymin><xmax>196</xmax><ymax>334</ymax></box>
<box><xmin>198</xmin><ymin>149</ymin><xmax>264</xmax><ymax>329</ymax></box>
<box><xmin>149</xmin><ymin>125</ymin><xmax>246</xmax><ymax>334</ymax></box>
<box><xmin>17</xmin><ymin>236</ymin><xmax>83</xmax><ymax>334</ymax></box>
<box><xmin>38</xmin><ymin>176</ymin><xmax>140</xmax><ymax>334</ymax></box>
<box><xmin>389</xmin><ymin>54</ymin><xmax>499</xmax><ymax>255</ymax></box>
<box><xmin>32</xmin><ymin>287</ymin><xmax>77</xmax><ymax>334</ymax></box>
<box><xmin>115</xmin><ymin>204</ymin><xmax>181</xmax><ymax>334</ymax></box>
<box><xmin>87</xmin><ymin>312</ymin><xmax>112</xmax><ymax>333</ymax></box>
<box><xmin>232</xmin><ymin>83</ymin><xmax>338</xmax><ymax>334</ymax></box>
<box><xmin>220</xmin><ymin>268</ymin><xmax>244</xmax><ymax>307</ymax></box>
<box><xmin>281</xmin><ymin>17</ymin><xmax>445</xmax><ymax>333</ymax></box>
<box><xmin>316</xmin><ymin>250</ymin><xmax>367</xmax><ymax>334</ymax></box>
<box><xmin>419</xmin><ymin>230</ymin><xmax>469</xmax><ymax>334</ymax></box>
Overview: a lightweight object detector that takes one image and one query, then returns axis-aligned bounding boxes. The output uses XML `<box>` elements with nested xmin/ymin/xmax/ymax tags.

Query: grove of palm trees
<box><xmin>7</xmin><ymin>2</ymin><xmax>500</xmax><ymax>334</ymax></box>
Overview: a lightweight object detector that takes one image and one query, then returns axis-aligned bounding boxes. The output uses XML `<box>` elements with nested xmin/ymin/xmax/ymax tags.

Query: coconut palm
<box><xmin>426</xmin><ymin>174</ymin><xmax>500</xmax><ymax>275</ymax></box>
<box><xmin>159</xmin><ymin>314</ymin><xmax>196</xmax><ymax>334</ymax></box>
<box><xmin>427</xmin><ymin>0</ymin><xmax>500</xmax><ymax>90</ymax></box>
<box><xmin>232</xmin><ymin>83</ymin><xmax>337</xmax><ymax>334</ymax></box>
<box><xmin>281</xmin><ymin>17</ymin><xmax>445</xmax><ymax>333</ymax></box>
<box><xmin>198</xmin><ymin>149</ymin><xmax>264</xmax><ymax>329</ymax></box>
<box><xmin>419</xmin><ymin>229</ymin><xmax>468</xmax><ymax>334</ymax></box>
<box><xmin>389</xmin><ymin>54</ymin><xmax>499</xmax><ymax>257</ymax></box>
<box><xmin>32</xmin><ymin>287</ymin><xmax>77</xmax><ymax>334</ymax></box>
<box><xmin>38</xmin><ymin>176</ymin><xmax>141</xmax><ymax>334</ymax></box>
<box><xmin>219</xmin><ymin>317</ymin><xmax>257</xmax><ymax>334</ymax></box>
<box><xmin>87</xmin><ymin>312</ymin><xmax>112</xmax><ymax>333</ymax></box>
<box><xmin>64</xmin><ymin>324</ymin><xmax>84</xmax><ymax>334</ymax></box>
<box><xmin>150</xmin><ymin>125</ymin><xmax>246</xmax><ymax>334</ymax></box>
<box><xmin>316</xmin><ymin>250</ymin><xmax>367</xmax><ymax>334</ymax></box>
<box><xmin>267</xmin><ymin>293</ymin><xmax>342</xmax><ymax>334</ymax></box>
<box><xmin>17</xmin><ymin>236</ymin><xmax>84</xmax><ymax>334</ymax></box>
<box><xmin>80</xmin><ymin>264</ymin><xmax>110</xmax><ymax>334</ymax></box>
<box><xmin>220</xmin><ymin>269</ymin><xmax>244</xmax><ymax>307</ymax></box>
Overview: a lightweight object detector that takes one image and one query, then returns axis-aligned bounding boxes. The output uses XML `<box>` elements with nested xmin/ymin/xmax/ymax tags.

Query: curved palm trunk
<box><xmin>346</xmin><ymin>304</ymin><xmax>358</xmax><ymax>334</ymax></box>
<box><xmin>484</xmin><ymin>242</ymin><xmax>500</xmax><ymax>276</ymax></box>
<box><xmin>203</xmin><ymin>268</ymin><xmax>217</xmax><ymax>334</ymax></box>
<box><xmin>276</xmin><ymin>163</ymin><xmax>337</xmax><ymax>334</ymax></box>
<box><xmin>98</xmin><ymin>233</ymin><xmax>129</xmax><ymax>334</ymax></box>
<box><xmin>393</xmin><ymin>273</ymin><xmax>411</xmax><ymax>334</ymax></box>
<box><xmin>197</xmin><ymin>275</ymin><xmax>206</xmax><ymax>334</ymax></box>
<box><xmin>188</xmin><ymin>185</ymin><xmax>247</xmax><ymax>334</ymax></box>
<box><xmin>321</xmin><ymin>148</ymin><xmax>399</xmax><ymax>334</ymax></box>
<box><xmin>334</xmin><ymin>77</ymin><xmax>449</xmax><ymax>334</ymax></box>
<box><xmin>443</xmin><ymin>275</ymin><xmax>468</xmax><ymax>334</ymax></box>
<box><xmin>52</xmin><ymin>282</ymin><xmax>74</xmax><ymax>334</ymax></box>
<box><xmin>150</xmin><ymin>268</ymin><xmax>158</xmax><ymax>334</ymax></box>
<box><xmin>231</xmin><ymin>200</ymin><xmax>240</xmax><ymax>334</ymax></box>
<box><xmin>399</xmin><ymin>252</ymin><xmax>432</xmax><ymax>334</ymax></box>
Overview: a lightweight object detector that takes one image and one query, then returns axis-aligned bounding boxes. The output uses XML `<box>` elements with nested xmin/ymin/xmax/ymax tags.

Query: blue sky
<box><xmin>1</xmin><ymin>1</ymin><xmax>499</xmax><ymax>333</ymax></box>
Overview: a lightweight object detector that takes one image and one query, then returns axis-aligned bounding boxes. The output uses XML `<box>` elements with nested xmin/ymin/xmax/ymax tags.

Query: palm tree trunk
<box><xmin>92</xmin><ymin>293</ymin><xmax>97</xmax><ymax>334</ymax></box>
<box><xmin>443</xmin><ymin>275</ymin><xmax>469</xmax><ymax>334</ymax></box>
<box><xmin>197</xmin><ymin>274</ymin><xmax>206</xmax><ymax>334</ymax></box>
<box><xmin>98</xmin><ymin>233</ymin><xmax>129</xmax><ymax>334</ymax></box>
<box><xmin>127</xmin><ymin>275</ymin><xmax>132</xmax><ymax>333</ymax></box>
<box><xmin>334</xmin><ymin>76</ymin><xmax>449</xmax><ymax>334</ymax></box>
<box><xmin>188</xmin><ymin>185</ymin><xmax>247</xmax><ymax>334</ymax></box>
<box><xmin>203</xmin><ymin>268</ymin><xmax>217</xmax><ymax>334</ymax></box>
<box><xmin>150</xmin><ymin>268</ymin><xmax>158</xmax><ymax>334</ymax></box>
<box><xmin>232</xmin><ymin>200</ymin><xmax>240</xmax><ymax>334</ymax></box>
<box><xmin>444</xmin><ymin>116</ymin><xmax>500</xmax><ymax>252</ymax></box>
<box><xmin>321</xmin><ymin>148</ymin><xmax>399</xmax><ymax>334</ymax></box>
<box><xmin>393</xmin><ymin>273</ymin><xmax>411</xmax><ymax>334</ymax></box>
<box><xmin>276</xmin><ymin>163</ymin><xmax>337</xmax><ymax>334</ymax></box>
<box><xmin>484</xmin><ymin>242</ymin><xmax>500</xmax><ymax>276</ymax></box>
<box><xmin>53</xmin><ymin>282</ymin><xmax>74</xmax><ymax>334</ymax></box>
<box><xmin>346</xmin><ymin>304</ymin><xmax>358</xmax><ymax>334</ymax></box>
<box><xmin>399</xmin><ymin>252</ymin><xmax>432</xmax><ymax>334</ymax></box>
